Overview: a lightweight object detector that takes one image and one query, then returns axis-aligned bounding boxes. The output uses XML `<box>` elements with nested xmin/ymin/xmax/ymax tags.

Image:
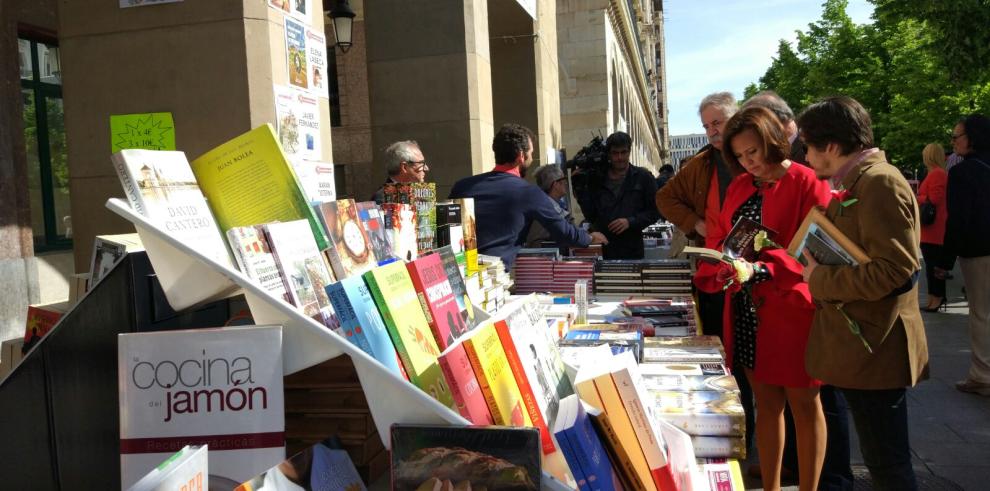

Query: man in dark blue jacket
<box><xmin>576</xmin><ymin>131</ymin><xmax>659</xmax><ymax>259</ymax></box>
<box><xmin>449</xmin><ymin>124</ymin><xmax>607</xmax><ymax>268</ymax></box>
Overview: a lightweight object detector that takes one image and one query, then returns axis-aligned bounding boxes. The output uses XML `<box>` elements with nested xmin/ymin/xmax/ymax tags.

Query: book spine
<box><xmin>437</xmin><ymin>347</ymin><xmax>493</xmax><ymax>425</ymax></box>
<box><xmin>463</xmin><ymin>338</ymin><xmax>506</xmax><ymax>426</ymax></box>
<box><xmin>555</xmin><ymin>427</ymin><xmax>589</xmax><ymax>491</ymax></box>
<box><xmin>660</xmin><ymin>412</ymin><xmax>745</xmax><ymax>437</ymax></box>
<box><xmin>690</xmin><ymin>435</ymin><xmax>746</xmax><ymax>460</ymax></box>
<box><xmin>324</xmin><ymin>282</ymin><xmax>373</xmax><ymax>356</ymax></box>
<box><xmin>111</xmin><ymin>153</ymin><xmax>146</xmax><ymax>216</ymax></box>
<box><xmin>493</xmin><ymin>321</ymin><xmax>555</xmax><ymax>454</ymax></box>
<box><xmin>589</xmin><ymin>411</ymin><xmax>649</xmax><ymax>491</ymax></box>
<box><xmin>611</xmin><ymin>369</ymin><xmax>669</xmax><ymax>470</ymax></box>
<box><xmin>363</xmin><ymin>272</ymin><xmax>418</xmax><ymax>385</ymax></box>
<box><xmin>591</xmin><ymin>374</ymin><xmax>660</xmax><ymax>491</ymax></box>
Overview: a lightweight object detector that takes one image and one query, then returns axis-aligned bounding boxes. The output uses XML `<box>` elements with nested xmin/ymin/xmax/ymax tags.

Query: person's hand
<box><xmin>608</xmin><ymin>218</ymin><xmax>630</xmax><ymax>234</ymax></box>
<box><xmin>801</xmin><ymin>248</ymin><xmax>819</xmax><ymax>283</ymax></box>
<box><xmin>694</xmin><ymin>219</ymin><xmax>707</xmax><ymax>237</ymax></box>
<box><xmin>933</xmin><ymin>267</ymin><xmax>948</xmax><ymax>280</ymax></box>
<box><xmin>589</xmin><ymin>232</ymin><xmax>609</xmax><ymax>245</ymax></box>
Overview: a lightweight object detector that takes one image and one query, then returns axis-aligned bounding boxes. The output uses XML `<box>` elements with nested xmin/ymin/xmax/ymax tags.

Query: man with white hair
<box><xmin>372</xmin><ymin>140</ymin><xmax>429</xmax><ymax>204</ymax></box>
<box><xmin>744</xmin><ymin>90</ymin><xmax>805</xmax><ymax>163</ymax></box>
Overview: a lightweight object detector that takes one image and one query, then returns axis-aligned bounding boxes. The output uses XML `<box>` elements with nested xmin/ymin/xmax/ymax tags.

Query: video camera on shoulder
<box><xmin>566</xmin><ymin>135</ymin><xmax>608</xmax><ymax>195</ymax></box>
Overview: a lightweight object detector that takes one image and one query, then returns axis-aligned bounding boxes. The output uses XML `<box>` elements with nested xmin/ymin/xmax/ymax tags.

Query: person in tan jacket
<box><xmin>798</xmin><ymin>96</ymin><xmax>929</xmax><ymax>491</ymax></box>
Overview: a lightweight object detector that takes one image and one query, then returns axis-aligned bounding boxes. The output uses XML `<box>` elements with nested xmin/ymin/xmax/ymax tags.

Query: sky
<box><xmin>663</xmin><ymin>0</ymin><xmax>875</xmax><ymax>136</ymax></box>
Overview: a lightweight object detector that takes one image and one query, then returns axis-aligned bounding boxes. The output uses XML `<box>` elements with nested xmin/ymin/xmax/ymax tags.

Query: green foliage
<box><xmin>746</xmin><ymin>0</ymin><xmax>990</xmax><ymax>170</ymax></box>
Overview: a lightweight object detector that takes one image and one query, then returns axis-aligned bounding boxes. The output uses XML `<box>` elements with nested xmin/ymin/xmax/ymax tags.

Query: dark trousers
<box><xmin>781</xmin><ymin>386</ymin><xmax>854</xmax><ymax>490</ymax></box>
<box><xmin>921</xmin><ymin>242</ymin><xmax>947</xmax><ymax>297</ymax></box>
<box><xmin>841</xmin><ymin>387</ymin><xmax>918</xmax><ymax>491</ymax></box>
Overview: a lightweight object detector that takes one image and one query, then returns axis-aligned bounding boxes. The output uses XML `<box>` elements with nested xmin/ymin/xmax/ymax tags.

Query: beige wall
<box><xmin>364</xmin><ymin>0</ymin><xmax>494</xmax><ymax>199</ymax></box>
<box><xmin>328</xmin><ymin>2</ymin><xmax>373</xmax><ymax>200</ymax></box>
<box><xmin>59</xmin><ymin>0</ymin><xmax>334</xmax><ymax>270</ymax></box>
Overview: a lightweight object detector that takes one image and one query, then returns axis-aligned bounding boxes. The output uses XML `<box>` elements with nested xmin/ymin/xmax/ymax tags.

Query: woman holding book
<box><xmin>917</xmin><ymin>143</ymin><xmax>949</xmax><ymax>312</ymax></box>
<box><xmin>694</xmin><ymin>106</ymin><xmax>831</xmax><ymax>491</ymax></box>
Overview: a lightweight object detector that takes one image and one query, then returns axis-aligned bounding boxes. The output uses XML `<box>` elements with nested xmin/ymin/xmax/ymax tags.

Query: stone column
<box><xmin>364</xmin><ymin>0</ymin><xmax>494</xmax><ymax>198</ymax></box>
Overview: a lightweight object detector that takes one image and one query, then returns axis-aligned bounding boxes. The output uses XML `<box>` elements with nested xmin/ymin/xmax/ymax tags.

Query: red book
<box><xmin>437</xmin><ymin>341</ymin><xmax>495</xmax><ymax>425</ymax></box>
<box><xmin>406</xmin><ymin>253</ymin><xmax>469</xmax><ymax>350</ymax></box>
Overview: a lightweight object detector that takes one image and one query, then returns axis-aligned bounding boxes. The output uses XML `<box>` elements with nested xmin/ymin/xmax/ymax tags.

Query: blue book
<box><xmin>326</xmin><ymin>276</ymin><xmax>404</xmax><ymax>376</ymax></box>
<box><xmin>553</xmin><ymin>395</ymin><xmax>624</xmax><ymax>491</ymax></box>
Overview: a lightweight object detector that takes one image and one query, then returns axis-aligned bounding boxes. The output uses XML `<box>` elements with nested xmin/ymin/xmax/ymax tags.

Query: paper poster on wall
<box><xmin>285</xmin><ymin>18</ymin><xmax>308</xmax><ymax>90</ymax></box>
<box><xmin>291</xmin><ymin>159</ymin><xmax>336</xmax><ymax>204</ymax></box>
<box><xmin>306</xmin><ymin>28</ymin><xmax>328</xmax><ymax>98</ymax></box>
<box><xmin>119</xmin><ymin>0</ymin><xmax>182</xmax><ymax>7</ymax></box>
<box><xmin>288</xmin><ymin>0</ymin><xmax>313</xmax><ymax>25</ymax></box>
<box><xmin>267</xmin><ymin>0</ymin><xmax>290</xmax><ymax>14</ymax></box>
<box><xmin>110</xmin><ymin>112</ymin><xmax>176</xmax><ymax>153</ymax></box>
<box><xmin>274</xmin><ymin>85</ymin><xmax>322</xmax><ymax>161</ymax></box>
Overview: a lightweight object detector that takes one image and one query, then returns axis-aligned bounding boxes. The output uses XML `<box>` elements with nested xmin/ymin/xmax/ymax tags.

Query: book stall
<box><xmin>1</xmin><ymin>122</ymin><xmax>746</xmax><ymax>491</ymax></box>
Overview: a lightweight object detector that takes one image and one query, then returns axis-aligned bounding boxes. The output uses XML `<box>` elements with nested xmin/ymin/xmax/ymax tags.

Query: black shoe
<box><xmin>922</xmin><ymin>298</ymin><xmax>947</xmax><ymax>313</ymax></box>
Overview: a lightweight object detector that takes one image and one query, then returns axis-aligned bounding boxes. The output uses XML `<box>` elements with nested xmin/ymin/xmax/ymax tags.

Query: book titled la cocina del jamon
<box><xmin>117</xmin><ymin>325</ymin><xmax>285</xmax><ymax>490</ymax></box>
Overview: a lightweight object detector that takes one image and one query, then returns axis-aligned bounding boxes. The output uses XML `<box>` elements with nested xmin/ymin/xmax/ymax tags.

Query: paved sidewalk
<box><xmin>746</xmin><ymin>267</ymin><xmax>990</xmax><ymax>490</ymax></box>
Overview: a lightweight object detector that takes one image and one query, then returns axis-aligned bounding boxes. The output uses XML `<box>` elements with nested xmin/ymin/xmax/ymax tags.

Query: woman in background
<box><xmin>918</xmin><ymin>143</ymin><xmax>949</xmax><ymax>312</ymax></box>
<box><xmin>695</xmin><ymin>106</ymin><xmax>832</xmax><ymax>491</ymax></box>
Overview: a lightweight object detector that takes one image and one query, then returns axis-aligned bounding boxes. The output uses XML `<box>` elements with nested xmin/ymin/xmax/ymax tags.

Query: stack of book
<box><xmin>622</xmin><ymin>297</ymin><xmax>699</xmax><ymax>337</ymax></box>
<box><xmin>594</xmin><ymin>260</ymin><xmax>645</xmax><ymax>295</ymax></box>
<box><xmin>594</xmin><ymin>260</ymin><xmax>694</xmax><ymax>296</ymax></box>
<box><xmin>512</xmin><ymin>248</ymin><xmax>559</xmax><ymax>294</ymax></box>
<box><xmin>639</xmin><ymin>336</ymin><xmax>746</xmax><ymax>460</ymax></box>
<box><xmin>552</xmin><ymin>258</ymin><xmax>596</xmax><ymax>294</ymax></box>
<box><xmin>466</xmin><ymin>254</ymin><xmax>512</xmax><ymax>314</ymax></box>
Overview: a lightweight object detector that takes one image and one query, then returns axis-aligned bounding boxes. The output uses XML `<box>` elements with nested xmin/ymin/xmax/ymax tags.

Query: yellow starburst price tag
<box><xmin>110</xmin><ymin>112</ymin><xmax>176</xmax><ymax>153</ymax></box>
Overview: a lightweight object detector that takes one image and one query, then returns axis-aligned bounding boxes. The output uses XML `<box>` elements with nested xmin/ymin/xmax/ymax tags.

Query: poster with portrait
<box><xmin>274</xmin><ymin>84</ymin><xmax>322</xmax><ymax>162</ymax></box>
<box><xmin>284</xmin><ymin>18</ymin><xmax>308</xmax><ymax>90</ymax></box>
<box><xmin>288</xmin><ymin>0</ymin><xmax>312</xmax><ymax>24</ymax></box>
<box><xmin>306</xmin><ymin>27</ymin><xmax>328</xmax><ymax>98</ymax></box>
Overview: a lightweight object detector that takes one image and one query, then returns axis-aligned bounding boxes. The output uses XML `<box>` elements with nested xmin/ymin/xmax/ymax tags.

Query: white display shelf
<box><xmin>106</xmin><ymin>198</ymin><xmax>571</xmax><ymax>490</ymax></box>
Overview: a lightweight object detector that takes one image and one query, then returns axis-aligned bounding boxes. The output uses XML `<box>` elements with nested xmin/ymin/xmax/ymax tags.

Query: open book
<box><xmin>683</xmin><ymin>217</ymin><xmax>778</xmax><ymax>265</ymax></box>
<box><xmin>787</xmin><ymin>208</ymin><xmax>870</xmax><ymax>266</ymax></box>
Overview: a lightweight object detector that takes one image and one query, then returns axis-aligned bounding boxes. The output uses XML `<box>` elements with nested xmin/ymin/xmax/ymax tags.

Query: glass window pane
<box><xmin>23</xmin><ymin>89</ymin><xmax>46</xmax><ymax>244</ymax></box>
<box><xmin>36</xmin><ymin>43</ymin><xmax>61</xmax><ymax>85</ymax></box>
<box><xmin>46</xmin><ymin>97</ymin><xmax>71</xmax><ymax>238</ymax></box>
<box><xmin>18</xmin><ymin>39</ymin><xmax>33</xmax><ymax>80</ymax></box>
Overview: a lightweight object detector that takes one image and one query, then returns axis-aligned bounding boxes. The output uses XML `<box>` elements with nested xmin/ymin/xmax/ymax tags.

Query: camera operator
<box><xmin>574</xmin><ymin>131</ymin><xmax>659</xmax><ymax>259</ymax></box>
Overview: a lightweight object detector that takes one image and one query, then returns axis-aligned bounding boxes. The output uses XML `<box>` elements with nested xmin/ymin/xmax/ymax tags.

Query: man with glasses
<box><xmin>372</xmin><ymin>140</ymin><xmax>430</xmax><ymax>204</ymax></box>
<box><xmin>525</xmin><ymin>164</ymin><xmax>575</xmax><ymax>249</ymax></box>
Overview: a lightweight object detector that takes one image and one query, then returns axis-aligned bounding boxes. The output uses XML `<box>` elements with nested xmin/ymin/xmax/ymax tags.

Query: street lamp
<box><xmin>327</xmin><ymin>0</ymin><xmax>356</xmax><ymax>53</ymax></box>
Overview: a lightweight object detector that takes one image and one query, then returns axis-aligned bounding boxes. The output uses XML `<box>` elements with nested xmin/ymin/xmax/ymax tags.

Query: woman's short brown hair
<box><xmin>721</xmin><ymin>106</ymin><xmax>791</xmax><ymax>174</ymax></box>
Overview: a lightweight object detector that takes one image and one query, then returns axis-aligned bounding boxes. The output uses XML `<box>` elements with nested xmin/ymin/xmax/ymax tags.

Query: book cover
<box><xmin>22</xmin><ymin>301</ymin><xmax>69</xmax><ymax>354</ymax></box>
<box><xmin>436</xmin><ymin>245</ymin><xmax>478</xmax><ymax>331</ymax></box>
<box><xmin>462</xmin><ymin>321</ymin><xmax>533</xmax><ymax>427</ymax></box>
<box><xmin>553</xmin><ymin>396</ymin><xmax>624</xmax><ymax>491</ymax></box>
<box><xmin>697</xmin><ymin>460</ymin><xmax>745</xmax><ymax>491</ymax></box>
<box><xmin>363</xmin><ymin>261</ymin><xmax>453</xmax><ymax>408</ymax></box>
<box><xmin>127</xmin><ymin>444</ymin><xmax>207</xmax><ymax>491</ymax></box>
<box><xmin>118</xmin><ymin>326</ymin><xmax>284</xmax><ymax>489</ymax></box>
<box><xmin>382</xmin><ymin>203</ymin><xmax>418</xmax><ymax>262</ymax></box>
<box><xmin>787</xmin><ymin>208</ymin><xmax>871</xmax><ymax>266</ymax></box>
<box><xmin>453</xmin><ymin>197</ymin><xmax>479</xmax><ymax>274</ymax></box>
<box><xmin>324</xmin><ymin>276</ymin><xmax>404</xmax><ymax>377</ymax></box>
<box><xmin>390</xmin><ymin>424</ymin><xmax>541</xmax><ymax>491</ymax></box>
<box><xmin>437</xmin><ymin>339</ymin><xmax>495</xmax><ymax>425</ymax></box>
<box><xmin>407</xmin><ymin>253</ymin><xmax>469</xmax><ymax>350</ymax></box>
<box><xmin>234</xmin><ymin>437</ymin><xmax>366</xmax><ymax>491</ymax></box>
<box><xmin>189</xmin><ymin>124</ymin><xmax>328</xmax><ymax>250</ymax></box>
<box><xmin>90</xmin><ymin>233</ymin><xmax>145</xmax><ymax>286</ymax></box>
<box><xmin>112</xmin><ymin>149</ymin><xmax>232</xmax><ymax>268</ymax></box>
<box><xmin>355</xmin><ymin>201</ymin><xmax>393</xmax><ymax>262</ymax></box>
<box><xmin>383</xmin><ymin>182</ymin><xmax>413</xmax><ymax>204</ymax></box>
<box><xmin>264</xmin><ymin>220</ymin><xmax>338</xmax><ymax>329</ymax></box>
<box><xmin>315</xmin><ymin>200</ymin><xmax>378</xmax><ymax>279</ymax></box>
<box><xmin>410</xmin><ymin>183</ymin><xmax>437</xmax><ymax>254</ymax></box>
<box><xmin>572</xmin><ymin>346</ymin><xmax>658</xmax><ymax>491</ymax></box>
<box><xmin>645</xmin><ymin>390</ymin><xmax>745</xmax><ymax>437</ymax></box>
<box><xmin>227</xmin><ymin>225</ymin><xmax>289</xmax><ymax>301</ymax></box>
<box><xmin>493</xmin><ymin>296</ymin><xmax>574</xmax><ymax>455</ymax></box>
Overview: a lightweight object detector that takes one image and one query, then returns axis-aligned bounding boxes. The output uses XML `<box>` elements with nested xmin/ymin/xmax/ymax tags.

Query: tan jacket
<box><xmin>806</xmin><ymin>151</ymin><xmax>930</xmax><ymax>389</ymax></box>
<box><xmin>656</xmin><ymin>147</ymin><xmax>717</xmax><ymax>243</ymax></box>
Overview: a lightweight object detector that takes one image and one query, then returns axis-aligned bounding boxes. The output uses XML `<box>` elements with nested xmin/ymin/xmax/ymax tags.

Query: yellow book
<box><xmin>462</xmin><ymin>322</ymin><xmax>533</xmax><ymax>428</ymax></box>
<box><xmin>190</xmin><ymin>124</ymin><xmax>328</xmax><ymax>250</ymax></box>
<box><xmin>574</xmin><ymin>346</ymin><xmax>659</xmax><ymax>491</ymax></box>
<box><xmin>364</xmin><ymin>261</ymin><xmax>453</xmax><ymax>409</ymax></box>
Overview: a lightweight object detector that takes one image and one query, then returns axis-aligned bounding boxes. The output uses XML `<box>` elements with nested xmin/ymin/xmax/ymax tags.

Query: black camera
<box><xmin>566</xmin><ymin>135</ymin><xmax>609</xmax><ymax>196</ymax></box>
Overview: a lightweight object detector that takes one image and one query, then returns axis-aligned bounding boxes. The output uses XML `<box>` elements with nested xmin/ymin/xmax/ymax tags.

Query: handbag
<box><xmin>920</xmin><ymin>199</ymin><xmax>936</xmax><ymax>225</ymax></box>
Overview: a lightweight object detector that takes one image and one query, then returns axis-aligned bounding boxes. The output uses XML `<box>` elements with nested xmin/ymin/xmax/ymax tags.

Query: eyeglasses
<box><xmin>951</xmin><ymin>133</ymin><xmax>966</xmax><ymax>141</ymax></box>
<box><xmin>405</xmin><ymin>160</ymin><xmax>428</xmax><ymax>171</ymax></box>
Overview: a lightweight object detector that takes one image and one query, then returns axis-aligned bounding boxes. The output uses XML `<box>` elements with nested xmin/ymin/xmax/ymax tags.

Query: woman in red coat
<box><xmin>918</xmin><ymin>143</ymin><xmax>949</xmax><ymax>311</ymax></box>
<box><xmin>695</xmin><ymin>107</ymin><xmax>831</xmax><ymax>491</ymax></box>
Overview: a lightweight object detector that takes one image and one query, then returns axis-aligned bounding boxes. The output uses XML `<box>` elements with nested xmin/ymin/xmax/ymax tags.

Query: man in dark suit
<box><xmin>744</xmin><ymin>90</ymin><xmax>806</xmax><ymax>163</ymax></box>
<box><xmin>799</xmin><ymin>96</ymin><xmax>929</xmax><ymax>491</ymax></box>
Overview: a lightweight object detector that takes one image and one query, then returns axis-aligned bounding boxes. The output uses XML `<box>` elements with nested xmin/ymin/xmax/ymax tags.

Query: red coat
<box><xmin>918</xmin><ymin>167</ymin><xmax>947</xmax><ymax>245</ymax></box>
<box><xmin>695</xmin><ymin>163</ymin><xmax>831</xmax><ymax>387</ymax></box>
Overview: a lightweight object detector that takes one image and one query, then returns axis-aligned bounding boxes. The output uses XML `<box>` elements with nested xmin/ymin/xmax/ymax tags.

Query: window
<box><xmin>20</xmin><ymin>35</ymin><xmax>70</xmax><ymax>251</ymax></box>
<box><xmin>326</xmin><ymin>42</ymin><xmax>342</xmax><ymax>127</ymax></box>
